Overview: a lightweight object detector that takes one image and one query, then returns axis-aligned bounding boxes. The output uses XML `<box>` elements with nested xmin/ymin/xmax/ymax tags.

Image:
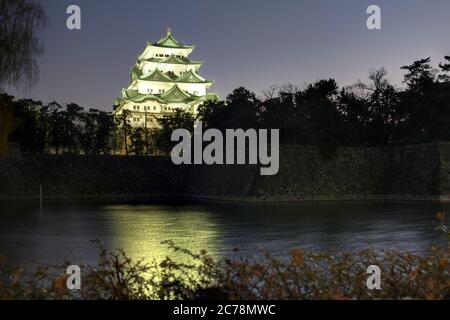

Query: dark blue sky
<box><xmin>10</xmin><ymin>0</ymin><xmax>450</xmax><ymax>110</ymax></box>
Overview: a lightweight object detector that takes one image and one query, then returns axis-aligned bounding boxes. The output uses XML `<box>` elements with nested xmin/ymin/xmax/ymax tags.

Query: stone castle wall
<box><xmin>0</xmin><ymin>143</ymin><xmax>448</xmax><ymax>202</ymax></box>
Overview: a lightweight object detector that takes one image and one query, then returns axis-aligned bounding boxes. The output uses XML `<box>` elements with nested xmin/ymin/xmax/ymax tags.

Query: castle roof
<box><xmin>121</xmin><ymin>88</ymin><xmax>166</xmax><ymax>104</ymax></box>
<box><xmin>130</xmin><ymin>65</ymin><xmax>142</xmax><ymax>81</ymax></box>
<box><xmin>138</xmin><ymin>68</ymin><xmax>212</xmax><ymax>84</ymax></box>
<box><xmin>142</xmin><ymin>55</ymin><xmax>203</xmax><ymax>65</ymax></box>
<box><xmin>176</xmin><ymin>69</ymin><xmax>212</xmax><ymax>84</ymax></box>
<box><xmin>120</xmin><ymin>85</ymin><xmax>200</xmax><ymax>104</ymax></box>
<box><xmin>114</xmin><ymin>28</ymin><xmax>218</xmax><ymax>112</ymax></box>
<box><xmin>162</xmin><ymin>54</ymin><xmax>202</xmax><ymax>65</ymax></box>
<box><xmin>152</xmin><ymin>29</ymin><xmax>194</xmax><ymax>49</ymax></box>
<box><xmin>160</xmin><ymin>84</ymin><xmax>196</xmax><ymax>103</ymax></box>
<box><xmin>140</xmin><ymin>69</ymin><xmax>173</xmax><ymax>82</ymax></box>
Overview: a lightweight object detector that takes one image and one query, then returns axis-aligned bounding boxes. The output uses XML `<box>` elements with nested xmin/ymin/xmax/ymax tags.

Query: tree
<box><xmin>398</xmin><ymin>57</ymin><xmax>450</xmax><ymax>142</ymax></box>
<box><xmin>223</xmin><ymin>87</ymin><xmax>260</xmax><ymax>130</ymax></box>
<box><xmin>42</xmin><ymin>102</ymin><xmax>84</xmax><ymax>154</ymax></box>
<box><xmin>0</xmin><ymin>0</ymin><xmax>47</xmax><ymax>89</ymax></box>
<box><xmin>439</xmin><ymin>56</ymin><xmax>450</xmax><ymax>82</ymax></box>
<box><xmin>197</xmin><ymin>87</ymin><xmax>260</xmax><ymax>132</ymax></box>
<box><xmin>259</xmin><ymin>88</ymin><xmax>303</xmax><ymax>144</ymax></box>
<box><xmin>8</xmin><ymin>98</ymin><xmax>46</xmax><ymax>154</ymax></box>
<box><xmin>196</xmin><ymin>100</ymin><xmax>227</xmax><ymax>129</ymax></box>
<box><xmin>47</xmin><ymin>102</ymin><xmax>64</xmax><ymax>155</ymax></box>
<box><xmin>337</xmin><ymin>89</ymin><xmax>370</xmax><ymax>145</ymax></box>
<box><xmin>93</xmin><ymin>110</ymin><xmax>114</xmax><ymax>155</ymax></box>
<box><xmin>62</xmin><ymin>103</ymin><xmax>84</xmax><ymax>153</ymax></box>
<box><xmin>0</xmin><ymin>94</ymin><xmax>15</xmax><ymax>156</ymax></box>
<box><xmin>156</xmin><ymin>108</ymin><xmax>195</xmax><ymax>155</ymax></box>
<box><xmin>439</xmin><ymin>56</ymin><xmax>450</xmax><ymax>72</ymax></box>
<box><xmin>114</xmin><ymin>110</ymin><xmax>132</xmax><ymax>155</ymax></box>
<box><xmin>80</xmin><ymin>109</ymin><xmax>114</xmax><ymax>155</ymax></box>
<box><xmin>129</xmin><ymin>127</ymin><xmax>146</xmax><ymax>155</ymax></box>
<box><xmin>343</xmin><ymin>68</ymin><xmax>401</xmax><ymax>144</ymax></box>
<box><xmin>295</xmin><ymin>79</ymin><xmax>344</xmax><ymax>146</ymax></box>
<box><xmin>401</xmin><ymin>57</ymin><xmax>435</xmax><ymax>94</ymax></box>
<box><xmin>0</xmin><ymin>0</ymin><xmax>47</xmax><ymax>156</ymax></box>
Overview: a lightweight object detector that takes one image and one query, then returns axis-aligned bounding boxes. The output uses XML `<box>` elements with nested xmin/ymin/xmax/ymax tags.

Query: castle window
<box><xmin>153</xmin><ymin>106</ymin><xmax>156</xmax><ymax>110</ymax></box>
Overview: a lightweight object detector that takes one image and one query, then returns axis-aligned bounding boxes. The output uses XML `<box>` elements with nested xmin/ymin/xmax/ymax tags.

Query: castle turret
<box><xmin>113</xmin><ymin>28</ymin><xmax>219</xmax><ymax>127</ymax></box>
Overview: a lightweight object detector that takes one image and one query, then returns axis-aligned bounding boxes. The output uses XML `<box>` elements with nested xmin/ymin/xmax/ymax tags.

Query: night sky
<box><xmin>9</xmin><ymin>0</ymin><xmax>450</xmax><ymax>111</ymax></box>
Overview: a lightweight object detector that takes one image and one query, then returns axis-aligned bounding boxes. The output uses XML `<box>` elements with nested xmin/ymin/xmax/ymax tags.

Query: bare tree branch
<box><xmin>0</xmin><ymin>0</ymin><xmax>47</xmax><ymax>91</ymax></box>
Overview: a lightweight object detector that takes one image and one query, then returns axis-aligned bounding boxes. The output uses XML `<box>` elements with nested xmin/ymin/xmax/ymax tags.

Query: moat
<box><xmin>0</xmin><ymin>201</ymin><xmax>447</xmax><ymax>267</ymax></box>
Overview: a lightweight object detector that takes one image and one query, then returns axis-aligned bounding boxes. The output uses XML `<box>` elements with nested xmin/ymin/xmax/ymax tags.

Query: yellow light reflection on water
<box><xmin>101</xmin><ymin>204</ymin><xmax>224</xmax><ymax>265</ymax></box>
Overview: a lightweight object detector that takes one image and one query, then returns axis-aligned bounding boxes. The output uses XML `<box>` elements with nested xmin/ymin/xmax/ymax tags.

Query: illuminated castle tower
<box><xmin>113</xmin><ymin>27</ymin><xmax>218</xmax><ymax>127</ymax></box>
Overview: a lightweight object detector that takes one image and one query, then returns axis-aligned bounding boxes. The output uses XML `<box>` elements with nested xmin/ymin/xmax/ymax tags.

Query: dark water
<box><xmin>0</xmin><ymin>201</ymin><xmax>448</xmax><ymax>267</ymax></box>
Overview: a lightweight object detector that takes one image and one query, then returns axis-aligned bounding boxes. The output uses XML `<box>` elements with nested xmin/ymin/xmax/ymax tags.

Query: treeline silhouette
<box><xmin>2</xmin><ymin>56</ymin><xmax>450</xmax><ymax>156</ymax></box>
<box><xmin>196</xmin><ymin>56</ymin><xmax>450</xmax><ymax>146</ymax></box>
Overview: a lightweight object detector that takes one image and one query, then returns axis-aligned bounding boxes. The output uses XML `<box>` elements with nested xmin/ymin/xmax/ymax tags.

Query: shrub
<box><xmin>216</xmin><ymin>247</ymin><xmax>450</xmax><ymax>300</ymax></box>
<box><xmin>0</xmin><ymin>240</ymin><xmax>449</xmax><ymax>300</ymax></box>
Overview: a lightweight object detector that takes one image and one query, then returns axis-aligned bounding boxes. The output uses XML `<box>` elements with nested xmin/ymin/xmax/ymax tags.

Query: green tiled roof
<box><xmin>160</xmin><ymin>85</ymin><xmax>195</xmax><ymax>103</ymax></box>
<box><xmin>129</xmin><ymin>94</ymin><xmax>166</xmax><ymax>104</ymax></box>
<box><xmin>140</xmin><ymin>69</ymin><xmax>173</xmax><ymax>82</ymax></box>
<box><xmin>142</xmin><ymin>56</ymin><xmax>203</xmax><ymax>65</ymax></box>
<box><xmin>121</xmin><ymin>88</ymin><xmax>165</xmax><ymax>103</ymax></box>
<box><xmin>113</xmin><ymin>98</ymin><xmax>122</xmax><ymax>107</ymax></box>
<box><xmin>205</xmin><ymin>92</ymin><xmax>220</xmax><ymax>101</ymax></box>
<box><xmin>115</xmin><ymin>88</ymin><xmax>219</xmax><ymax>110</ymax></box>
<box><xmin>176</xmin><ymin>69</ymin><xmax>212</xmax><ymax>84</ymax></box>
<box><xmin>153</xmin><ymin>31</ymin><xmax>194</xmax><ymax>49</ymax></box>
<box><xmin>165</xmin><ymin>71</ymin><xmax>178</xmax><ymax>80</ymax></box>
<box><xmin>122</xmin><ymin>88</ymin><xmax>139</xmax><ymax>98</ymax></box>
<box><xmin>163</xmin><ymin>55</ymin><xmax>202</xmax><ymax>65</ymax></box>
<box><xmin>139</xmin><ymin>69</ymin><xmax>212</xmax><ymax>84</ymax></box>
<box><xmin>162</xmin><ymin>54</ymin><xmax>186</xmax><ymax>64</ymax></box>
<box><xmin>130</xmin><ymin>66</ymin><xmax>142</xmax><ymax>81</ymax></box>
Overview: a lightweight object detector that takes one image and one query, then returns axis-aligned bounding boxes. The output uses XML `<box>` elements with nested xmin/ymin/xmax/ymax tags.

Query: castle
<box><xmin>113</xmin><ymin>28</ymin><xmax>218</xmax><ymax>128</ymax></box>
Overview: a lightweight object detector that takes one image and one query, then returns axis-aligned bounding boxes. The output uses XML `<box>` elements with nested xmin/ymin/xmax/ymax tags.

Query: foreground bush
<box><xmin>219</xmin><ymin>247</ymin><xmax>450</xmax><ymax>300</ymax></box>
<box><xmin>0</xmin><ymin>240</ymin><xmax>449</xmax><ymax>300</ymax></box>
